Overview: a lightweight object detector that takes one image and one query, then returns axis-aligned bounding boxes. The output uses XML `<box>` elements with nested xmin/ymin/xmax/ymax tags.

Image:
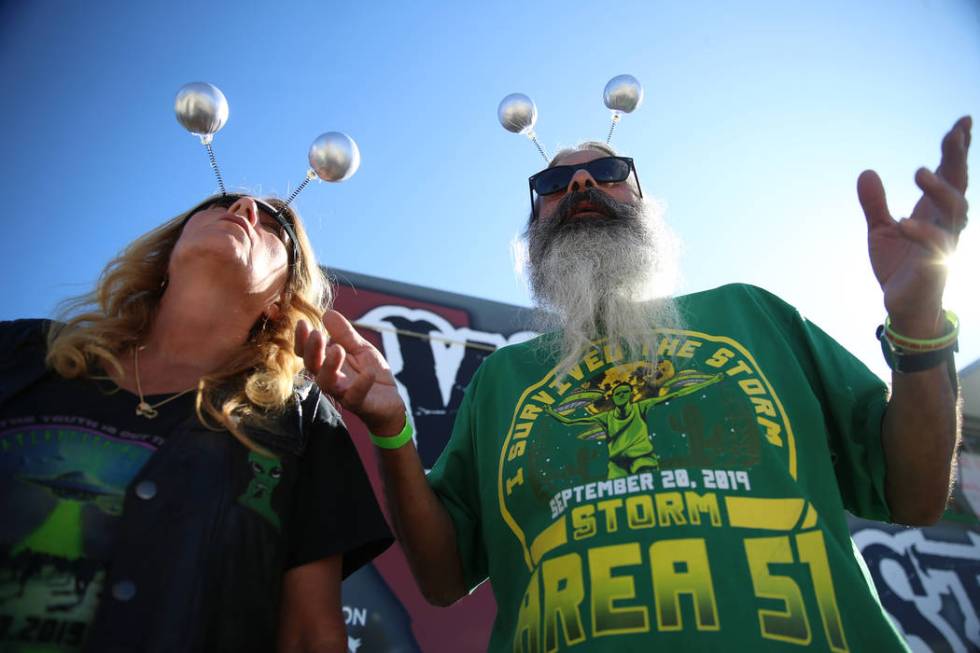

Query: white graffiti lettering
<box><xmin>358</xmin><ymin>305</ymin><xmax>535</xmax><ymax>407</ymax></box>
<box><xmin>853</xmin><ymin>527</ymin><xmax>980</xmax><ymax>653</ymax></box>
<box><xmin>342</xmin><ymin>605</ymin><xmax>367</xmax><ymax>627</ymax></box>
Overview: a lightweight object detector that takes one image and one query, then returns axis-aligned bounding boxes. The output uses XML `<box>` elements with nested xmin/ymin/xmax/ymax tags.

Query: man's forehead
<box><xmin>552</xmin><ymin>148</ymin><xmax>611</xmax><ymax>167</ymax></box>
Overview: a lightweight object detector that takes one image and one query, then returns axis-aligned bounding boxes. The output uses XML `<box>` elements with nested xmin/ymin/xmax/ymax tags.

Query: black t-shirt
<box><xmin>0</xmin><ymin>369</ymin><xmax>391</xmax><ymax>652</ymax></box>
<box><xmin>0</xmin><ymin>372</ymin><xmax>191</xmax><ymax>651</ymax></box>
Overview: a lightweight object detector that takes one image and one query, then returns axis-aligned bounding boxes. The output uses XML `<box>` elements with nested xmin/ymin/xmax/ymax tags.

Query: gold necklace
<box><xmin>133</xmin><ymin>346</ymin><xmax>196</xmax><ymax>419</ymax></box>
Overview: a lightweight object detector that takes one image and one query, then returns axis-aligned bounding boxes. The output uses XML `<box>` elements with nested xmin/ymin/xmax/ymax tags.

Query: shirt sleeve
<box><xmin>426</xmin><ymin>364</ymin><xmax>490</xmax><ymax>591</ymax></box>
<box><xmin>0</xmin><ymin>319</ymin><xmax>51</xmax><ymax>406</ymax></box>
<box><xmin>798</xmin><ymin>316</ymin><xmax>891</xmax><ymax>522</ymax></box>
<box><xmin>285</xmin><ymin>394</ymin><xmax>393</xmax><ymax>578</ymax></box>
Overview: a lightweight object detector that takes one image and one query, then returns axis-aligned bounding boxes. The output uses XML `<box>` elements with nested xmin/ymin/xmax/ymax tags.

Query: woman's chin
<box><xmin>170</xmin><ymin>242</ymin><xmax>250</xmax><ymax>284</ymax></box>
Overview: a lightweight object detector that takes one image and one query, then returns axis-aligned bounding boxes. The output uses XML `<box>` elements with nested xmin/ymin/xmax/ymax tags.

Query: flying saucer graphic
<box><xmin>12</xmin><ymin>471</ymin><xmax>125</xmax><ymax>560</ymax></box>
<box><xmin>20</xmin><ymin>470</ymin><xmax>122</xmax><ymax>503</ymax></box>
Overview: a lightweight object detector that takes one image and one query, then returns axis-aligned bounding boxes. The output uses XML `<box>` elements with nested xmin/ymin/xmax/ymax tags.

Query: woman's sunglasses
<box><xmin>528</xmin><ymin>156</ymin><xmax>642</xmax><ymax>219</ymax></box>
<box><xmin>186</xmin><ymin>195</ymin><xmax>301</xmax><ymax>268</ymax></box>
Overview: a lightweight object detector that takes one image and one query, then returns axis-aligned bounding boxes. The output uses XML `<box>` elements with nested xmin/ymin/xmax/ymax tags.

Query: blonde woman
<box><xmin>0</xmin><ymin>194</ymin><xmax>391</xmax><ymax>653</ymax></box>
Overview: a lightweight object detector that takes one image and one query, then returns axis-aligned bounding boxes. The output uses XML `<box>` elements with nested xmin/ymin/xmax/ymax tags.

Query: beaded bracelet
<box><xmin>370</xmin><ymin>417</ymin><xmax>414</xmax><ymax>450</ymax></box>
<box><xmin>883</xmin><ymin>310</ymin><xmax>959</xmax><ymax>352</ymax></box>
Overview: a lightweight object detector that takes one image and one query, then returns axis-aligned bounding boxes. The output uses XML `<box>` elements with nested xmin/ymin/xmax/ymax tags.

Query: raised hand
<box><xmin>857</xmin><ymin>116</ymin><xmax>971</xmax><ymax>337</ymax></box>
<box><xmin>295</xmin><ymin>310</ymin><xmax>406</xmax><ymax>435</ymax></box>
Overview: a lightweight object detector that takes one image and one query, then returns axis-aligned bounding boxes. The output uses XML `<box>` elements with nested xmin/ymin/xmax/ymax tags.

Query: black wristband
<box><xmin>876</xmin><ymin>324</ymin><xmax>958</xmax><ymax>389</ymax></box>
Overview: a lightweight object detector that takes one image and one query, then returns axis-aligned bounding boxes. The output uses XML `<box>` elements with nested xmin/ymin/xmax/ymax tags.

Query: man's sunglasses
<box><xmin>185</xmin><ymin>194</ymin><xmax>301</xmax><ymax>268</ymax></box>
<box><xmin>528</xmin><ymin>156</ymin><xmax>642</xmax><ymax>219</ymax></box>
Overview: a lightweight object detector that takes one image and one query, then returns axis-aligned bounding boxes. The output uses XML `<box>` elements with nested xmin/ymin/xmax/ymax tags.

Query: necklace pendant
<box><xmin>136</xmin><ymin>401</ymin><xmax>159</xmax><ymax>419</ymax></box>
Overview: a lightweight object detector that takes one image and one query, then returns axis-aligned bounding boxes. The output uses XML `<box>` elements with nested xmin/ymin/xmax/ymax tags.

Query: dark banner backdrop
<box><xmin>331</xmin><ymin>268</ymin><xmax>980</xmax><ymax>653</ymax></box>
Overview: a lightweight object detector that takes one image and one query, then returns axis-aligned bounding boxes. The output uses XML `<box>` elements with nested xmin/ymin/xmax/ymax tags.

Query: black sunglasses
<box><xmin>528</xmin><ymin>156</ymin><xmax>642</xmax><ymax>219</ymax></box>
<box><xmin>185</xmin><ymin>194</ymin><xmax>301</xmax><ymax>268</ymax></box>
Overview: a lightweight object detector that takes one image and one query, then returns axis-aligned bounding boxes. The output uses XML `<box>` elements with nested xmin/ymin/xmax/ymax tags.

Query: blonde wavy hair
<box><xmin>46</xmin><ymin>193</ymin><xmax>330</xmax><ymax>452</ymax></box>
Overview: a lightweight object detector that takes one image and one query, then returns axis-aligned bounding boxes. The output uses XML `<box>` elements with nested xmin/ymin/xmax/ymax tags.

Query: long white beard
<box><xmin>525</xmin><ymin>194</ymin><xmax>683</xmax><ymax>381</ymax></box>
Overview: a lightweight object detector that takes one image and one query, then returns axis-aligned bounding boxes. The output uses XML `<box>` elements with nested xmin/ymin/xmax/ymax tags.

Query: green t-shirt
<box><xmin>428</xmin><ymin>284</ymin><xmax>907</xmax><ymax>652</ymax></box>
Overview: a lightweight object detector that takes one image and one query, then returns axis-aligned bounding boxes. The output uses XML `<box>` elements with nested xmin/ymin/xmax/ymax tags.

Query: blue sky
<box><xmin>1</xmin><ymin>0</ymin><xmax>978</xmax><ymax>379</ymax></box>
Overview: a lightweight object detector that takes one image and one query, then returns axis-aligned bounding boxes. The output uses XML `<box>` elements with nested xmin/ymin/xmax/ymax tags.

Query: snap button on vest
<box><xmin>112</xmin><ymin>580</ymin><xmax>137</xmax><ymax>602</ymax></box>
<box><xmin>135</xmin><ymin>480</ymin><xmax>157</xmax><ymax>500</ymax></box>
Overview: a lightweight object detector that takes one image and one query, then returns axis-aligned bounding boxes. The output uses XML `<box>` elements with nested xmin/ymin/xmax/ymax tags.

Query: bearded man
<box><xmin>297</xmin><ymin>118</ymin><xmax>971</xmax><ymax>652</ymax></box>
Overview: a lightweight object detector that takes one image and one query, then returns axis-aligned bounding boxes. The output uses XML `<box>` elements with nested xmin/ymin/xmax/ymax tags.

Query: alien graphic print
<box><xmin>428</xmin><ymin>284</ymin><xmax>908</xmax><ymax>652</ymax></box>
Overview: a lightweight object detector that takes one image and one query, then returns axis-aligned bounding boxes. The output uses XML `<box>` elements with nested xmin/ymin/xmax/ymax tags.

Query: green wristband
<box><xmin>370</xmin><ymin>417</ymin><xmax>414</xmax><ymax>450</ymax></box>
<box><xmin>884</xmin><ymin>310</ymin><xmax>959</xmax><ymax>350</ymax></box>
